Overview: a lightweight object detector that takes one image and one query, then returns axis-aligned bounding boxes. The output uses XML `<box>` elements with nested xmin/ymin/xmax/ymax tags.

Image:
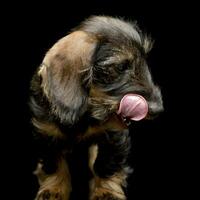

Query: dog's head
<box><xmin>38</xmin><ymin>16</ymin><xmax>163</xmax><ymax>125</ymax></box>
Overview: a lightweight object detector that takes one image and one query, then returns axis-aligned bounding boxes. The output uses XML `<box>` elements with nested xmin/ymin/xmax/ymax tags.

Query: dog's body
<box><xmin>30</xmin><ymin>16</ymin><xmax>163</xmax><ymax>200</ymax></box>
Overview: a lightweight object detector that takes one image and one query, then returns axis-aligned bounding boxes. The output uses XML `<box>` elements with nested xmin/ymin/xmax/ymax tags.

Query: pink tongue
<box><xmin>117</xmin><ymin>94</ymin><xmax>148</xmax><ymax>121</ymax></box>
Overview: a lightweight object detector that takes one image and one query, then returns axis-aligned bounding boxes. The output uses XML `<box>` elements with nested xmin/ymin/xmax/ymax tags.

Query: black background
<box><xmin>1</xmin><ymin>1</ymin><xmax>197</xmax><ymax>199</ymax></box>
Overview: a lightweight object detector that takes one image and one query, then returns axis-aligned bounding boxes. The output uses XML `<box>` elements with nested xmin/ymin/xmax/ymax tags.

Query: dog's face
<box><xmin>38</xmin><ymin>16</ymin><xmax>163</xmax><ymax>125</ymax></box>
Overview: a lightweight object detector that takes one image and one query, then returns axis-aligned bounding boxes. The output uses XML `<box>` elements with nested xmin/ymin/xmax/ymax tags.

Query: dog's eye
<box><xmin>116</xmin><ymin>60</ymin><xmax>130</xmax><ymax>72</ymax></box>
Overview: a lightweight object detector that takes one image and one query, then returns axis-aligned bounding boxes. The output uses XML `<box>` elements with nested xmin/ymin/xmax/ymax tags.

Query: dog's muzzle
<box><xmin>117</xmin><ymin>94</ymin><xmax>148</xmax><ymax>121</ymax></box>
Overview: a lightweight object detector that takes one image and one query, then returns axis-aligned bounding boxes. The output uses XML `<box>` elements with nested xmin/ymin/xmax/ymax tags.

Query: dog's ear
<box><xmin>38</xmin><ymin>31</ymin><xmax>96</xmax><ymax>125</ymax></box>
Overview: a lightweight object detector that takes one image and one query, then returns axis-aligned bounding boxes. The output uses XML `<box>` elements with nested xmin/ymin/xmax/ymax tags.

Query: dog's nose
<box><xmin>148</xmin><ymin>101</ymin><xmax>164</xmax><ymax>119</ymax></box>
<box><xmin>147</xmin><ymin>86</ymin><xmax>164</xmax><ymax>119</ymax></box>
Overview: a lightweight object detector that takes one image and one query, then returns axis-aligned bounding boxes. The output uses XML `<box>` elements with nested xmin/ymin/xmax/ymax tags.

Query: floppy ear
<box><xmin>38</xmin><ymin>31</ymin><xmax>96</xmax><ymax>125</ymax></box>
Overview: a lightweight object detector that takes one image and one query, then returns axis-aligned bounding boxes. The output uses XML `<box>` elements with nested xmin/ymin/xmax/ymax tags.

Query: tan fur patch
<box><xmin>32</xmin><ymin>118</ymin><xmax>64</xmax><ymax>138</ymax></box>
<box><xmin>88</xmin><ymin>145</ymin><xmax>98</xmax><ymax>174</ymax></box>
<box><xmin>38</xmin><ymin>31</ymin><xmax>96</xmax><ymax>101</ymax></box>
<box><xmin>35</xmin><ymin>158</ymin><xmax>71</xmax><ymax>200</ymax></box>
<box><xmin>89</xmin><ymin>145</ymin><xmax>127</xmax><ymax>200</ymax></box>
<box><xmin>79</xmin><ymin>114</ymin><xmax>127</xmax><ymax>141</ymax></box>
<box><xmin>43</xmin><ymin>31</ymin><xmax>96</xmax><ymax>68</ymax></box>
<box><xmin>88</xmin><ymin>86</ymin><xmax>126</xmax><ymax>122</ymax></box>
<box><xmin>33</xmin><ymin>162</ymin><xmax>47</xmax><ymax>185</ymax></box>
<box><xmin>90</xmin><ymin>171</ymin><xmax>127</xmax><ymax>200</ymax></box>
<box><xmin>37</xmin><ymin>63</ymin><xmax>50</xmax><ymax>99</ymax></box>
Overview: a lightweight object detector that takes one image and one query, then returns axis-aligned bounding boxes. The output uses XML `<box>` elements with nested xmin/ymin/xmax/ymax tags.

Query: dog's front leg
<box><xmin>89</xmin><ymin>130</ymin><xmax>132</xmax><ymax>200</ymax></box>
<box><xmin>32</xmin><ymin>119</ymin><xmax>72</xmax><ymax>200</ymax></box>
<box><xmin>34</xmin><ymin>156</ymin><xmax>71</xmax><ymax>200</ymax></box>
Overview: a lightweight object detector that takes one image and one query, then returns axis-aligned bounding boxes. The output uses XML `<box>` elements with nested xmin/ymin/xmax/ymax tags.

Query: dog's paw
<box><xmin>36</xmin><ymin>188</ymin><xmax>63</xmax><ymax>200</ymax></box>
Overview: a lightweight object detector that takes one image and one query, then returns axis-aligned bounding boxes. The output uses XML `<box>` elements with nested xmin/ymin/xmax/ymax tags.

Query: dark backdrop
<box><xmin>1</xmin><ymin>1</ymin><xmax>197</xmax><ymax>199</ymax></box>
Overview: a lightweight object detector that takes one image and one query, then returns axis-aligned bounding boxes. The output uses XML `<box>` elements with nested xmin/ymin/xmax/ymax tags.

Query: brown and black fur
<box><xmin>29</xmin><ymin>16</ymin><xmax>163</xmax><ymax>200</ymax></box>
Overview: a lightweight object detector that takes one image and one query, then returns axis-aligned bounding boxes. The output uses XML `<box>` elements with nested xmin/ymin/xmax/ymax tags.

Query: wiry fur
<box><xmin>30</xmin><ymin>16</ymin><xmax>163</xmax><ymax>200</ymax></box>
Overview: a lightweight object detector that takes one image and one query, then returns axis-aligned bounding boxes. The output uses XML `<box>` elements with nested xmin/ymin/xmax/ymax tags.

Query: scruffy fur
<box><xmin>30</xmin><ymin>16</ymin><xmax>163</xmax><ymax>200</ymax></box>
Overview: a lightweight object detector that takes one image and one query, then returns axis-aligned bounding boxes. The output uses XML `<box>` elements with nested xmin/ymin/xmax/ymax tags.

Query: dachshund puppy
<box><xmin>30</xmin><ymin>16</ymin><xmax>163</xmax><ymax>200</ymax></box>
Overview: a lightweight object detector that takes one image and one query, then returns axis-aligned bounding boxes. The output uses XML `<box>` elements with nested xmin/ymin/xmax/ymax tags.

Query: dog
<box><xmin>29</xmin><ymin>16</ymin><xmax>163</xmax><ymax>200</ymax></box>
